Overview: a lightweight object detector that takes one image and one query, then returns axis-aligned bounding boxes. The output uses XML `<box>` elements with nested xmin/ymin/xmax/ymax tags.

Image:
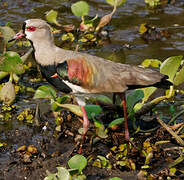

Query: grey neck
<box><xmin>32</xmin><ymin>38</ymin><xmax>58</xmax><ymax>66</ymax></box>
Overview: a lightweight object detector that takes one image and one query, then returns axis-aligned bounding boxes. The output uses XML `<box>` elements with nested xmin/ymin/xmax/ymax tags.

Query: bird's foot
<box><xmin>78</xmin><ymin>132</ymin><xmax>87</xmax><ymax>154</ymax></box>
<box><xmin>125</xmin><ymin>130</ymin><xmax>136</xmax><ymax>148</ymax></box>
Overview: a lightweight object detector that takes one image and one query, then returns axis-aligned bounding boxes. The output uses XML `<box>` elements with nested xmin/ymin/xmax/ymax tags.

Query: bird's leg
<box><xmin>119</xmin><ymin>92</ymin><xmax>130</xmax><ymax>141</ymax></box>
<box><xmin>78</xmin><ymin>106</ymin><xmax>90</xmax><ymax>154</ymax></box>
<box><xmin>119</xmin><ymin>92</ymin><xmax>135</xmax><ymax>146</ymax></box>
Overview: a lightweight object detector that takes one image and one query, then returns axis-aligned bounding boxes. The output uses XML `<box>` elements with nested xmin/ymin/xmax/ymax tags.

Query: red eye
<box><xmin>27</xmin><ymin>26</ymin><xmax>36</xmax><ymax>32</ymax></box>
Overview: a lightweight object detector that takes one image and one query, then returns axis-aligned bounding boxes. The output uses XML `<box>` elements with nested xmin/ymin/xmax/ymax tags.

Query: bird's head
<box><xmin>9</xmin><ymin>19</ymin><xmax>53</xmax><ymax>43</ymax></box>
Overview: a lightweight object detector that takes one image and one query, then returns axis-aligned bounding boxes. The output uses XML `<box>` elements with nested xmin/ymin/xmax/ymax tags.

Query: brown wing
<box><xmin>55</xmin><ymin>49</ymin><xmax>169</xmax><ymax>93</ymax></box>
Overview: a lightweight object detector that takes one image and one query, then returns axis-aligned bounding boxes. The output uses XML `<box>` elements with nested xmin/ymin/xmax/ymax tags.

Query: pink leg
<box><xmin>120</xmin><ymin>93</ymin><xmax>135</xmax><ymax>147</ymax></box>
<box><xmin>78</xmin><ymin>106</ymin><xmax>90</xmax><ymax>154</ymax></box>
<box><xmin>121</xmin><ymin>93</ymin><xmax>130</xmax><ymax>141</ymax></box>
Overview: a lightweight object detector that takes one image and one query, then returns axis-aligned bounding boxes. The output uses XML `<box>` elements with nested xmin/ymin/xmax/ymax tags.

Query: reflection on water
<box><xmin>0</xmin><ymin>0</ymin><xmax>184</xmax><ymax>64</ymax></box>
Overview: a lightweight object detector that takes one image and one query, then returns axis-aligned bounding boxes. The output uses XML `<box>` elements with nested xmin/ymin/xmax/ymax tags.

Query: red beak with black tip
<box><xmin>8</xmin><ymin>30</ymin><xmax>25</xmax><ymax>43</ymax></box>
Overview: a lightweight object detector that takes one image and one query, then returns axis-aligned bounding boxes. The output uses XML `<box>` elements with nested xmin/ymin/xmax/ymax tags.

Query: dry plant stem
<box><xmin>95</xmin><ymin>3</ymin><xmax>117</xmax><ymax>31</ymax></box>
<box><xmin>168</xmin><ymin>155</ymin><xmax>184</xmax><ymax>168</ymax></box>
<box><xmin>156</xmin><ymin>115</ymin><xmax>184</xmax><ymax>146</ymax></box>
<box><xmin>34</xmin><ymin>103</ymin><xmax>40</xmax><ymax>126</ymax></box>
<box><xmin>176</xmin><ymin>125</ymin><xmax>184</xmax><ymax>134</ymax></box>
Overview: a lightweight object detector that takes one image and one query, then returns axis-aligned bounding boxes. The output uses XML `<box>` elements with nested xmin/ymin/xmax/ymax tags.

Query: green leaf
<box><xmin>55</xmin><ymin>103</ymin><xmax>83</xmax><ymax>117</ymax></box>
<box><xmin>108</xmin><ymin>118</ymin><xmax>124</xmax><ymax>129</ymax></box>
<box><xmin>45</xmin><ymin>10</ymin><xmax>61</xmax><ymax>26</ymax></box>
<box><xmin>72</xmin><ymin>175</ymin><xmax>86</xmax><ymax>180</ymax></box>
<box><xmin>84</xmin><ymin>105</ymin><xmax>102</xmax><ymax>119</ymax></box>
<box><xmin>61</xmin><ymin>33</ymin><xmax>75</xmax><ymax>42</ymax></box>
<box><xmin>141</xmin><ymin>59</ymin><xmax>161</xmax><ymax>68</ymax></box>
<box><xmin>126</xmin><ymin>90</ymin><xmax>144</xmax><ymax>114</ymax></box>
<box><xmin>44</xmin><ymin>173</ymin><xmax>56</xmax><ymax>180</ymax></box>
<box><xmin>56</xmin><ymin>167</ymin><xmax>70</xmax><ymax>180</ymax></box>
<box><xmin>52</xmin><ymin>95</ymin><xmax>71</xmax><ymax>112</ymax></box>
<box><xmin>108</xmin><ymin>177</ymin><xmax>123</xmax><ymax>180</ymax></box>
<box><xmin>88</xmin><ymin>95</ymin><xmax>113</xmax><ymax>104</ymax></box>
<box><xmin>139</xmin><ymin>23</ymin><xmax>147</xmax><ymax>34</ymax></box>
<box><xmin>0</xmin><ymin>26</ymin><xmax>16</xmax><ymax>46</ymax></box>
<box><xmin>93</xmin><ymin>119</ymin><xmax>108</xmax><ymax>138</ymax></box>
<box><xmin>106</xmin><ymin>0</ymin><xmax>126</xmax><ymax>7</ymax></box>
<box><xmin>160</xmin><ymin>56</ymin><xmax>183</xmax><ymax>82</ymax></box>
<box><xmin>33</xmin><ymin>85</ymin><xmax>57</xmax><ymax>100</ymax></box>
<box><xmin>0</xmin><ymin>51</ymin><xmax>25</xmax><ymax>74</ymax></box>
<box><xmin>141</xmin><ymin>87</ymin><xmax>157</xmax><ymax>103</ymax></box>
<box><xmin>71</xmin><ymin>1</ymin><xmax>89</xmax><ymax>17</ymax></box>
<box><xmin>145</xmin><ymin>0</ymin><xmax>160</xmax><ymax>7</ymax></box>
<box><xmin>68</xmin><ymin>154</ymin><xmax>87</xmax><ymax>174</ymax></box>
<box><xmin>97</xmin><ymin>155</ymin><xmax>111</xmax><ymax>168</ymax></box>
<box><xmin>173</xmin><ymin>65</ymin><xmax>184</xmax><ymax>86</ymax></box>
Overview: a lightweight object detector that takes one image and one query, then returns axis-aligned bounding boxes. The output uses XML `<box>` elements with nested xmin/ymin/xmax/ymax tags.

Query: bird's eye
<box><xmin>26</xmin><ymin>26</ymin><xmax>36</xmax><ymax>32</ymax></box>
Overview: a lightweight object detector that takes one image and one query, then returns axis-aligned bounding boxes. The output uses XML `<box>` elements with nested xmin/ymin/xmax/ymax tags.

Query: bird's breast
<box><xmin>39</xmin><ymin>64</ymin><xmax>72</xmax><ymax>93</ymax></box>
<box><xmin>56</xmin><ymin>58</ymin><xmax>94</xmax><ymax>88</ymax></box>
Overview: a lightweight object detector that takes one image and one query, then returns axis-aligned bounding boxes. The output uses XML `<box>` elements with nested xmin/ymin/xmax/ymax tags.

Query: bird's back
<box><xmin>55</xmin><ymin>48</ymin><xmax>171</xmax><ymax>93</ymax></box>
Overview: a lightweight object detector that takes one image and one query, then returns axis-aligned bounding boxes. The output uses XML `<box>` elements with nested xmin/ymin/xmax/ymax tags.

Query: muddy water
<box><xmin>0</xmin><ymin>0</ymin><xmax>184</xmax><ymax>64</ymax></box>
<box><xmin>0</xmin><ymin>1</ymin><xmax>184</xmax><ymax>179</ymax></box>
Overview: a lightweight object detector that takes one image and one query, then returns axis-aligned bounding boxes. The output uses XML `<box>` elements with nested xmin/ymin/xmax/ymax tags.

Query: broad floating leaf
<box><xmin>0</xmin><ymin>26</ymin><xmax>15</xmax><ymax>46</ymax></box>
<box><xmin>56</xmin><ymin>103</ymin><xmax>83</xmax><ymax>117</ymax></box>
<box><xmin>45</xmin><ymin>10</ymin><xmax>61</xmax><ymax>26</ymax></box>
<box><xmin>0</xmin><ymin>81</ymin><xmax>15</xmax><ymax>105</ymax></box>
<box><xmin>160</xmin><ymin>56</ymin><xmax>183</xmax><ymax>82</ymax></box>
<box><xmin>71</xmin><ymin>1</ymin><xmax>89</xmax><ymax>17</ymax></box>
<box><xmin>68</xmin><ymin>154</ymin><xmax>87</xmax><ymax>173</ymax></box>
<box><xmin>173</xmin><ymin>65</ymin><xmax>184</xmax><ymax>86</ymax></box>
<box><xmin>106</xmin><ymin>0</ymin><xmax>126</xmax><ymax>7</ymax></box>
<box><xmin>33</xmin><ymin>85</ymin><xmax>57</xmax><ymax>100</ymax></box>
<box><xmin>0</xmin><ymin>51</ymin><xmax>25</xmax><ymax>74</ymax></box>
<box><xmin>84</xmin><ymin>105</ymin><xmax>102</xmax><ymax>119</ymax></box>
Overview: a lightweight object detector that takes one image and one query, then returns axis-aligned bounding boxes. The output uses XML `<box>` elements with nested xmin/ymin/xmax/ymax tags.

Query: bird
<box><xmin>9</xmin><ymin>19</ymin><xmax>172</xmax><ymax>153</ymax></box>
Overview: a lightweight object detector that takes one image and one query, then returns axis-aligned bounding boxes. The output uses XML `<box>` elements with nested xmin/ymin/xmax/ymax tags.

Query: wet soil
<box><xmin>0</xmin><ymin>0</ymin><xmax>184</xmax><ymax>179</ymax></box>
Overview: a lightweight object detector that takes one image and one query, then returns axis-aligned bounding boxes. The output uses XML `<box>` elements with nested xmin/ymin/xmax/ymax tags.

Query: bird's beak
<box><xmin>8</xmin><ymin>30</ymin><xmax>25</xmax><ymax>43</ymax></box>
<box><xmin>51</xmin><ymin>73</ymin><xmax>58</xmax><ymax>78</ymax></box>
